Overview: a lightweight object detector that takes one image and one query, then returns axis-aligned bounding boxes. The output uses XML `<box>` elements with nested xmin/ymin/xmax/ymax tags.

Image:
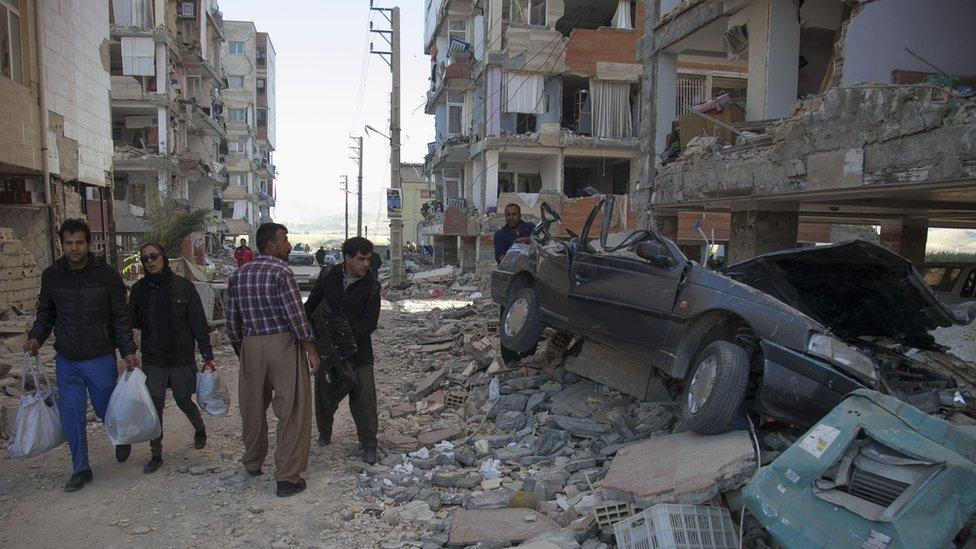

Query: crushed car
<box><xmin>491</xmin><ymin>195</ymin><xmax>976</xmax><ymax>434</ymax></box>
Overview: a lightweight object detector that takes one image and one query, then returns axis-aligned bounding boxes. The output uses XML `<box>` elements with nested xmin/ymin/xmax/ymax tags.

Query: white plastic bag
<box><xmin>196</xmin><ymin>369</ymin><xmax>230</xmax><ymax>416</ymax></box>
<box><xmin>105</xmin><ymin>368</ymin><xmax>161</xmax><ymax>445</ymax></box>
<box><xmin>8</xmin><ymin>354</ymin><xmax>65</xmax><ymax>458</ymax></box>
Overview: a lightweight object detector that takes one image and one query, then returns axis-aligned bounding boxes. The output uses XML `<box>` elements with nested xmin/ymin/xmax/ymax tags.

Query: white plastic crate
<box><xmin>613</xmin><ymin>504</ymin><xmax>739</xmax><ymax>549</ymax></box>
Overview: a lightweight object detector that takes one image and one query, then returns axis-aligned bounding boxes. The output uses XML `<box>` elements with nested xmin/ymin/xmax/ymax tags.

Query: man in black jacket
<box><xmin>130</xmin><ymin>243</ymin><xmax>214</xmax><ymax>474</ymax></box>
<box><xmin>25</xmin><ymin>219</ymin><xmax>139</xmax><ymax>492</ymax></box>
<box><xmin>304</xmin><ymin>237</ymin><xmax>381</xmax><ymax>463</ymax></box>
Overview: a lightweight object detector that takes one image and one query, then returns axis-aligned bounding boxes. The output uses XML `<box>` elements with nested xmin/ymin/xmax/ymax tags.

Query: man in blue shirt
<box><xmin>492</xmin><ymin>203</ymin><xmax>537</xmax><ymax>366</ymax></box>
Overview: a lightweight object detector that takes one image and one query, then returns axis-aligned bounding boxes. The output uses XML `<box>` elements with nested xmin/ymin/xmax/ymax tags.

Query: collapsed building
<box><xmin>640</xmin><ymin>0</ymin><xmax>976</xmax><ymax>264</ymax></box>
<box><xmin>420</xmin><ymin>0</ymin><xmax>647</xmax><ymax>271</ymax></box>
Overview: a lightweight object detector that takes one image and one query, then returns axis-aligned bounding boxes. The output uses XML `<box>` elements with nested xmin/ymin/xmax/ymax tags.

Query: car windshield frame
<box><xmin>288</xmin><ymin>254</ymin><xmax>315</xmax><ymax>266</ymax></box>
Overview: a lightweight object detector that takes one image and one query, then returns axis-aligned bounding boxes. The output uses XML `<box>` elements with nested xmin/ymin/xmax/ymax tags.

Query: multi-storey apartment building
<box><xmin>220</xmin><ymin>20</ymin><xmax>276</xmax><ymax>244</ymax></box>
<box><xmin>421</xmin><ymin>0</ymin><xmax>645</xmax><ymax>271</ymax></box>
<box><xmin>109</xmin><ymin>0</ymin><xmax>228</xmax><ymax>263</ymax></box>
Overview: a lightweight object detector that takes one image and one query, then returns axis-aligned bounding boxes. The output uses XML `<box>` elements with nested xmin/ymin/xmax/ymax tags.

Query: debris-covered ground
<box><xmin>2</xmin><ymin>266</ymin><xmax>976</xmax><ymax>547</ymax></box>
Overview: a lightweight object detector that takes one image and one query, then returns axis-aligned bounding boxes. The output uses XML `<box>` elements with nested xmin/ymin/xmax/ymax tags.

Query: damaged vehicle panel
<box><xmin>743</xmin><ymin>389</ymin><xmax>976</xmax><ymax>549</ymax></box>
<box><xmin>492</xmin><ymin>195</ymin><xmax>976</xmax><ymax>434</ymax></box>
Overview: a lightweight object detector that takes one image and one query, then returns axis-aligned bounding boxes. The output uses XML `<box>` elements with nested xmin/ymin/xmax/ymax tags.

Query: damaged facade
<box><xmin>640</xmin><ymin>0</ymin><xmax>976</xmax><ymax>264</ymax></box>
<box><xmin>109</xmin><ymin>0</ymin><xmax>230</xmax><ymax>262</ymax></box>
<box><xmin>219</xmin><ymin>20</ymin><xmax>276</xmax><ymax>244</ymax></box>
<box><xmin>421</xmin><ymin>0</ymin><xmax>645</xmax><ymax>271</ymax></box>
<box><xmin>0</xmin><ymin>0</ymin><xmax>116</xmax><ymax>298</ymax></box>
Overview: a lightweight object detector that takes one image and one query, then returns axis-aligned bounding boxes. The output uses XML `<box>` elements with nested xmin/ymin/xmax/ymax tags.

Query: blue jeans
<box><xmin>55</xmin><ymin>354</ymin><xmax>118</xmax><ymax>475</ymax></box>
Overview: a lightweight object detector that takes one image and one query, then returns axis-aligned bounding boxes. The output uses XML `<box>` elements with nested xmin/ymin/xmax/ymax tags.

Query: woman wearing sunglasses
<box><xmin>129</xmin><ymin>243</ymin><xmax>215</xmax><ymax>473</ymax></box>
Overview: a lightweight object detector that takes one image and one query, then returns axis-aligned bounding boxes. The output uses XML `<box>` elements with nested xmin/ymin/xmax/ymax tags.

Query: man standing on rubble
<box><xmin>226</xmin><ymin>223</ymin><xmax>320</xmax><ymax>497</ymax></box>
<box><xmin>493</xmin><ymin>204</ymin><xmax>537</xmax><ymax>366</ymax></box>
<box><xmin>24</xmin><ymin>219</ymin><xmax>139</xmax><ymax>492</ymax></box>
<box><xmin>304</xmin><ymin>236</ymin><xmax>382</xmax><ymax>464</ymax></box>
<box><xmin>234</xmin><ymin>238</ymin><xmax>253</xmax><ymax>267</ymax></box>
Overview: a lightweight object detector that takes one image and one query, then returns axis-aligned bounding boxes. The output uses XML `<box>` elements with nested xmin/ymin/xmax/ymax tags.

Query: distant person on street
<box><xmin>24</xmin><ymin>219</ymin><xmax>139</xmax><ymax>492</ymax></box>
<box><xmin>493</xmin><ymin>203</ymin><xmax>536</xmax><ymax>367</ymax></box>
<box><xmin>315</xmin><ymin>246</ymin><xmax>327</xmax><ymax>267</ymax></box>
<box><xmin>234</xmin><ymin>238</ymin><xmax>254</xmax><ymax>267</ymax></box>
<box><xmin>370</xmin><ymin>249</ymin><xmax>382</xmax><ymax>279</ymax></box>
<box><xmin>305</xmin><ymin>237</ymin><xmax>382</xmax><ymax>464</ymax></box>
<box><xmin>129</xmin><ymin>242</ymin><xmax>213</xmax><ymax>474</ymax></box>
<box><xmin>226</xmin><ymin>223</ymin><xmax>320</xmax><ymax>497</ymax></box>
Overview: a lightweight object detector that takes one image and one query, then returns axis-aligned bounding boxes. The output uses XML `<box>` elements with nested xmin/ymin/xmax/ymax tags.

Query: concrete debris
<box><xmin>448</xmin><ymin>509</ymin><xmax>560</xmax><ymax>546</ymax></box>
<box><xmin>602</xmin><ymin>431</ymin><xmax>756</xmax><ymax>507</ymax></box>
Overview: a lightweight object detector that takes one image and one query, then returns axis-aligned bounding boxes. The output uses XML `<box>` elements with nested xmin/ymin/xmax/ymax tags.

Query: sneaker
<box><xmin>64</xmin><ymin>469</ymin><xmax>93</xmax><ymax>492</ymax></box>
<box><xmin>275</xmin><ymin>478</ymin><xmax>307</xmax><ymax>498</ymax></box>
<box><xmin>194</xmin><ymin>430</ymin><xmax>207</xmax><ymax>450</ymax></box>
<box><xmin>143</xmin><ymin>455</ymin><xmax>163</xmax><ymax>474</ymax></box>
<box><xmin>115</xmin><ymin>444</ymin><xmax>131</xmax><ymax>463</ymax></box>
<box><xmin>362</xmin><ymin>448</ymin><xmax>378</xmax><ymax>465</ymax></box>
<box><xmin>317</xmin><ymin>434</ymin><xmax>331</xmax><ymax>447</ymax></box>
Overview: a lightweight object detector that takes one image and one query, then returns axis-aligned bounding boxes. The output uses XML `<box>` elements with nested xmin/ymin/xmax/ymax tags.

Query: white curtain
<box><xmin>232</xmin><ymin>200</ymin><xmax>247</xmax><ymax>219</ymax></box>
<box><xmin>591</xmin><ymin>79</ymin><xmax>632</xmax><ymax>139</ymax></box>
<box><xmin>112</xmin><ymin>0</ymin><xmax>153</xmax><ymax>27</ymax></box>
<box><xmin>504</xmin><ymin>71</ymin><xmax>545</xmax><ymax>114</ymax></box>
<box><xmin>612</xmin><ymin>1</ymin><xmax>633</xmax><ymax>29</ymax></box>
<box><xmin>121</xmin><ymin>36</ymin><xmax>155</xmax><ymax>76</ymax></box>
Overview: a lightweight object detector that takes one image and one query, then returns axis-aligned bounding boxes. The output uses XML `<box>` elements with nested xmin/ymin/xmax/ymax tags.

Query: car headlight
<box><xmin>807</xmin><ymin>333</ymin><xmax>878</xmax><ymax>384</ymax></box>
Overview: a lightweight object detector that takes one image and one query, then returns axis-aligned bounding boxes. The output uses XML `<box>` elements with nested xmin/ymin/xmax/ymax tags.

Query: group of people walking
<box><xmin>24</xmin><ymin>219</ymin><xmax>381</xmax><ymax>498</ymax></box>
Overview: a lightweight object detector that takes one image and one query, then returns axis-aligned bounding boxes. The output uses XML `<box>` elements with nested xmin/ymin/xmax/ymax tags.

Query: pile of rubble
<box><xmin>384</xmin><ymin>265</ymin><xmax>491</xmax><ymax>302</ymax></box>
<box><xmin>358</xmin><ymin>291</ymin><xmax>769</xmax><ymax>548</ymax></box>
<box><xmin>0</xmin><ymin>307</ymin><xmax>58</xmax><ymax>439</ymax></box>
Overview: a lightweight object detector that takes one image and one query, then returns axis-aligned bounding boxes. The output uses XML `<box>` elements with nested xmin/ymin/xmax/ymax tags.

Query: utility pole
<box><xmin>348</xmin><ymin>136</ymin><xmax>363</xmax><ymax>237</ymax></box>
<box><xmin>370</xmin><ymin>2</ymin><xmax>403</xmax><ymax>284</ymax></box>
<box><xmin>340</xmin><ymin>174</ymin><xmax>349</xmax><ymax>241</ymax></box>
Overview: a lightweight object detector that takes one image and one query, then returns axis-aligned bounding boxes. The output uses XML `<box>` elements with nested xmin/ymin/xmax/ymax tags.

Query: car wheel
<box><xmin>681</xmin><ymin>340</ymin><xmax>750</xmax><ymax>435</ymax></box>
<box><xmin>500</xmin><ymin>286</ymin><xmax>544</xmax><ymax>354</ymax></box>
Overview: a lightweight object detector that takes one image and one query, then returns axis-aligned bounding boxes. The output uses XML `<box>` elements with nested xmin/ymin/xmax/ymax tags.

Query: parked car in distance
<box><xmin>492</xmin><ymin>195</ymin><xmax>975</xmax><ymax>435</ymax></box>
<box><xmin>287</xmin><ymin>251</ymin><xmax>320</xmax><ymax>289</ymax></box>
<box><xmin>920</xmin><ymin>263</ymin><xmax>976</xmax><ymax>305</ymax></box>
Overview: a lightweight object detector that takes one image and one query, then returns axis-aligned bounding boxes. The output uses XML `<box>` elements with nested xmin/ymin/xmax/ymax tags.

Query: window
<box><xmin>229</xmin><ymin>173</ymin><xmax>246</xmax><ymax>186</ymax></box>
<box><xmin>961</xmin><ymin>270</ymin><xmax>976</xmax><ymax>299</ymax></box>
<box><xmin>447</xmin><ymin>91</ymin><xmax>464</xmax><ymax>136</ymax></box>
<box><xmin>257</xmin><ymin>108</ymin><xmax>267</xmax><ymax>125</ymax></box>
<box><xmin>922</xmin><ymin>267</ymin><xmax>963</xmax><ymax>292</ymax></box>
<box><xmin>506</xmin><ymin>0</ymin><xmax>545</xmax><ymax>26</ymax></box>
<box><xmin>228</xmin><ymin>108</ymin><xmax>246</xmax><ymax>121</ymax></box>
<box><xmin>256</xmin><ymin>78</ymin><xmax>266</xmax><ymax>95</ymax></box>
<box><xmin>228</xmin><ymin>41</ymin><xmax>245</xmax><ymax>54</ymax></box>
<box><xmin>448</xmin><ymin>19</ymin><xmax>466</xmax><ymax>42</ymax></box>
<box><xmin>256</xmin><ymin>47</ymin><xmax>266</xmax><ymax>66</ymax></box>
<box><xmin>0</xmin><ymin>0</ymin><xmax>22</xmax><ymax>84</ymax></box>
<box><xmin>228</xmin><ymin>75</ymin><xmax>244</xmax><ymax>88</ymax></box>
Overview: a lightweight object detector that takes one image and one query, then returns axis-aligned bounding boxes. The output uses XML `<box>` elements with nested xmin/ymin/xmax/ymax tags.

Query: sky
<box><xmin>223</xmin><ymin>0</ymin><xmax>433</xmax><ymax>237</ymax></box>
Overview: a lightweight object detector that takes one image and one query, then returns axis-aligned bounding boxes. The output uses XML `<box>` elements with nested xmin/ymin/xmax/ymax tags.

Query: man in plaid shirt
<box><xmin>226</xmin><ymin>223</ymin><xmax>320</xmax><ymax>497</ymax></box>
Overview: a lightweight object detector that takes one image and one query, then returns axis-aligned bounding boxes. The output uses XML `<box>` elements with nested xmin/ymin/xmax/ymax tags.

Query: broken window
<box><xmin>506</xmin><ymin>0</ymin><xmax>545</xmax><ymax>25</ymax></box>
<box><xmin>562</xmin><ymin>76</ymin><xmax>591</xmax><ymax>135</ymax></box>
<box><xmin>448</xmin><ymin>19</ymin><xmax>467</xmax><ymax>42</ymax></box>
<box><xmin>120</xmin><ymin>36</ymin><xmax>155</xmax><ymax>76</ymax></box>
<box><xmin>676</xmin><ymin>74</ymin><xmax>707</xmax><ymax>117</ymax></box>
<box><xmin>228</xmin><ymin>75</ymin><xmax>244</xmax><ymax>88</ymax></box>
<box><xmin>229</xmin><ymin>41</ymin><xmax>245</xmax><ymax>55</ymax></box>
<box><xmin>111</xmin><ymin>0</ymin><xmax>153</xmax><ymax>27</ymax></box>
<box><xmin>504</xmin><ymin>72</ymin><xmax>545</xmax><ymax>114</ymax></box>
<box><xmin>228</xmin><ymin>108</ymin><xmax>246</xmax><ymax>122</ymax></box>
<box><xmin>447</xmin><ymin>91</ymin><xmax>464</xmax><ymax>136</ymax></box>
<box><xmin>591</xmin><ymin>79</ymin><xmax>632</xmax><ymax>138</ymax></box>
<box><xmin>564</xmin><ymin>156</ymin><xmax>630</xmax><ymax>197</ymax></box>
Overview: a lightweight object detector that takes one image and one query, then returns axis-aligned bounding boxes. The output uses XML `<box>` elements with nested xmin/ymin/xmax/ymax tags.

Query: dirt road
<box><xmin>0</xmin><ymin>306</ymin><xmax>424</xmax><ymax>548</ymax></box>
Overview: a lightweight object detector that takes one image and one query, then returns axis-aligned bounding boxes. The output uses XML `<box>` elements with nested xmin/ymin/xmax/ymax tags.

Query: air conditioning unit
<box><xmin>178</xmin><ymin>2</ymin><xmax>196</xmax><ymax>18</ymax></box>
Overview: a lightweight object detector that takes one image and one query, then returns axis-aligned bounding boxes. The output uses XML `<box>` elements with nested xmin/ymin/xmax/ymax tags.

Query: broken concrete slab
<box><xmin>549</xmin><ymin>381</ymin><xmax>600</xmax><ymax>418</ymax></box>
<box><xmin>389</xmin><ymin>402</ymin><xmax>415</xmax><ymax>418</ymax></box>
<box><xmin>602</xmin><ymin>430</ymin><xmax>756</xmax><ymax>507</ymax></box>
<box><xmin>381</xmin><ymin>434</ymin><xmax>420</xmax><ymax>453</ymax></box>
<box><xmin>418</xmin><ymin>427</ymin><xmax>462</xmax><ymax>447</ymax></box>
<box><xmin>448</xmin><ymin>509</ymin><xmax>561</xmax><ymax>547</ymax></box>
<box><xmin>546</xmin><ymin>415</ymin><xmax>610</xmax><ymax>438</ymax></box>
<box><xmin>414</xmin><ymin>367</ymin><xmax>447</xmax><ymax>399</ymax></box>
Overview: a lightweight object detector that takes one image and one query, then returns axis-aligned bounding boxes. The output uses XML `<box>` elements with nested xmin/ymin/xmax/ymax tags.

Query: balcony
<box><xmin>425</xmin><ymin>51</ymin><xmax>474</xmax><ymax>114</ymax></box>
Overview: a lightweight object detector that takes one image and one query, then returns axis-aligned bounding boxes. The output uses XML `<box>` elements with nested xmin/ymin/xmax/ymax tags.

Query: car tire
<box><xmin>681</xmin><ymin>340</ymin><xmax>750</xmax><ymax>435</ymax></box>
<box><xmin>500</xmin><ymin>286</ymin><xmax>544</xmax><ymax>354</ymax></box>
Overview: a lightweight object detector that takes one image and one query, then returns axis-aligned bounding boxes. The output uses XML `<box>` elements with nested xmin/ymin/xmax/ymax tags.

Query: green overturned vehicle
<box><xmin>743</xmin><ymin>389</ymin><xmax>976</xmax><ymax>548</ymax></box>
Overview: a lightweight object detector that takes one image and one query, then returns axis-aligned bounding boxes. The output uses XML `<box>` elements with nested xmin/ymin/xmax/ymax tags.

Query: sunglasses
<box><xmin>140</xmin><ymin>253</ymin><xmax>161</xmax><ymax>263</ymax></box>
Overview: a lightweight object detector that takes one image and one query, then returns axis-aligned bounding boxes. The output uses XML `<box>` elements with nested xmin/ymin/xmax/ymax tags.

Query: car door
<box><xmin>569</xmin><ymin>247</ymin><xmax>683</xmax><ymax>362</ymax></box>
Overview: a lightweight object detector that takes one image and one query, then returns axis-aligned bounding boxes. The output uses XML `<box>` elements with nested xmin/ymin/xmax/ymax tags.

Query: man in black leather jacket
<box><xmin>130</xmin><ymin>242</ymin><xmax>214</xmax><ymax>474</ymax></box>
<box><xmin>304</xmin><ymin>237</ymin><xmax>381</xmax><ymax>463</ymax></box>
<box><xmin>25</xmin><ymin>219</ymin><xmax>139</xmax><ymax>492</ymax></box>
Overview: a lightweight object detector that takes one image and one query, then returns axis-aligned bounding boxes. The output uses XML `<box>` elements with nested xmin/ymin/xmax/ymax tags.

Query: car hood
<box><xmin>724</xmin><ymin>240</ymin><xmax>974</xmax><ymax>345</ymax></box>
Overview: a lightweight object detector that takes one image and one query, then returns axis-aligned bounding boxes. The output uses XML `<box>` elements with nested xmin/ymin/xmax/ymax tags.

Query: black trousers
<box><xmin>499</xmin><ymin>306</ymin><xmax>538</xmax><ymax>364</ymax></box>
<box><xmin>150</xmin><ymin>395</ymin><xmax>205</xmax><ymax>455</ymax></box>
<box><xmin>314</xmin><ymin>361</ymin><xmax>378</xmax><ymax>450</ymax></box>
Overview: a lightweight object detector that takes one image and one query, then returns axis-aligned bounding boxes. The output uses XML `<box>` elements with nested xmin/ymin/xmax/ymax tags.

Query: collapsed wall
<box><xmin>0</xmin><ymin>229</ymin><xmax>41</xmax><ymax>312</ymax></box>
